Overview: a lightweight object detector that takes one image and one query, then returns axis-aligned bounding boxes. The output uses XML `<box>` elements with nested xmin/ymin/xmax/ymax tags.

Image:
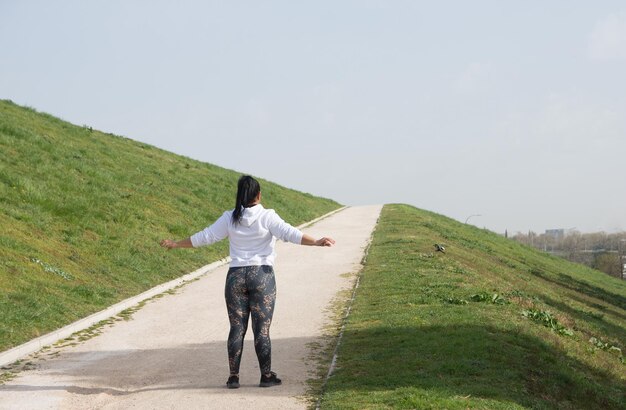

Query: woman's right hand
<box><xmin>160</xmin><ymin>239</ymin><xmax>177</xmax><ymax>250</ymax></box>
<box><xmin>160</xmin><ymin>237</ymin><xmax>193</xmax><ymax>249</ymax></box>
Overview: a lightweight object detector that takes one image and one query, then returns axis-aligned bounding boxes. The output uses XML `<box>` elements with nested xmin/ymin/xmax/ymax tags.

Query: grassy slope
<box><xmin>0</xmin><ymin>100</ymin><xmax>340</xmax><ymax>352</ymax></box>
<box><xmin>321</xmin><ymin>204</ymin><xmax>625</xmax><ymax>410</ymax></box>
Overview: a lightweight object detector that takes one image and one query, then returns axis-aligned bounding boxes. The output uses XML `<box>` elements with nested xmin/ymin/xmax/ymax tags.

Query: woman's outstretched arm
<box><xmin>301</xmin><ymin>234</ymin><xmax>335</xmax><ymax>247</ymax></box>
<box><xmin>160</xmin><ymin>238</ymin><xmax>193</xmax><ymax>250</ymax></box>
<box><xmin>161</xmin><ymin>212</ymin><xmax>230</xmax><ymax>250</ymax></box>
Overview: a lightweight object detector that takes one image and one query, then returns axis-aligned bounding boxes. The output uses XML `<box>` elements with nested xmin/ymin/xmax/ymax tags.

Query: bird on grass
<box><xmin>434</xmin><ymin>244</ymin><xmax>446</xmax><ymax>253</ymax></box>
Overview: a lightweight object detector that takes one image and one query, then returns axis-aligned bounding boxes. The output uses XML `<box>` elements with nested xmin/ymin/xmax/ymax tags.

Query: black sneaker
<box><xmin>226</xmin><ymin>375</ymin><xmax>240</xmax><ymax>389</ymax></box>
<box><xmin>259</xmin><ymin>371</ymin><xmax>282</xmax><ymax>387</ymax></box>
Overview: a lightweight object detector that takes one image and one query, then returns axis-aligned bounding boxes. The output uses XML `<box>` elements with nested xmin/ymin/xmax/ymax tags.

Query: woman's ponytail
<box><xmin>232</xmin><ymin>175</ymin><xmax>261</xmax><ymax>224</ymax></box>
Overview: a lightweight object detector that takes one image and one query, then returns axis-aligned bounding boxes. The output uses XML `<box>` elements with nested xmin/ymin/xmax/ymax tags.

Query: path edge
<box><xmin>314</xmin><ymin>206</ymin><xmax>381</xmax><ymax>410</ymax></box>
<box><xmin>0</xmin><ymin>206</ymin><xmax>348</xmax><ymax>368</ymax></box>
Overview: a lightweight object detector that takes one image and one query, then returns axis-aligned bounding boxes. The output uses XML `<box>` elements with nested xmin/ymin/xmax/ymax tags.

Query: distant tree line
<box><xmin>510</xmin><ymin>230</ymin><xmax>626</xmax><ymax>279</ymax></box>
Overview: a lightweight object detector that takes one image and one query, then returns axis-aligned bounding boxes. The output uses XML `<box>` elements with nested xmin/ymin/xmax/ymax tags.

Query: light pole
<box><xmin>617</xmin><ymin>239</ymin><xmax>626</xmax><ymax>280</ymax></box>
<box><xmin>465</xmin><ymin>214</ymin><xmax>482</xmax><ymax>224</ymax></box>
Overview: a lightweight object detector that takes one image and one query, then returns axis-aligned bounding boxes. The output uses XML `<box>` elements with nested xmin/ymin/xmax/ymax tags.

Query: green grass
<box><xmin>0</xmin><ymin>99</ymin><xmax>341</xmax><ymax>352</ymax></box>
<box><xmin>320</xmin><ymin>204</ymin><xmax>626</xmax><ymax>410</ymax></box>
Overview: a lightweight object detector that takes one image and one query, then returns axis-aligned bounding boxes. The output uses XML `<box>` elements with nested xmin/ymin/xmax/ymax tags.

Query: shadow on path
<box><xmin>0</xmin><ymin>337</ymin><xmax>320</xmax><ymax>399</ymax></box>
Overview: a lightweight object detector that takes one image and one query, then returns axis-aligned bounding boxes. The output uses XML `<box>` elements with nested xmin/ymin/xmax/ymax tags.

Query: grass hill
<box><xmin>0</xmin><ymin>100</ymin><xmax>340</xmax><ymax>352</ymax></box>
<box><xmin>3</xmin><ymin>100</ymin><xmax>624</xmax><ymax>408</ymax></box>
<box><xmin>320</xmin><ymin>204</ymin><xmax>626</xmax><ymax>409</ymax></box>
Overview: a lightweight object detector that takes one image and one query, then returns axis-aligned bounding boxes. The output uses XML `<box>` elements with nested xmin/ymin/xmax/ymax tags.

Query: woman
<box><xmin>160</xmin><ymin>175</ymin><xmax>335</xmax><ymax>389</ymax></box>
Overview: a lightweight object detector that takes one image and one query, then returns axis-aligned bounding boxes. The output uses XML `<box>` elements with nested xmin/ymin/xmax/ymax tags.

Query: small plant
<box><xmin>522</xmin><ymin>308</ymin><xmax>574</xmax><ymax>336</ymax></box>
<box><xmin>0</xmin><ymin>371</ymin><xmax>17</xmax><ymax>384</ymax></box>
<box><xmin>588</xmin><ymin>337</ymin><xmax>623</xmax><ymax>363</ymax></box>
<box><xmin>418</xmin><ymin>253</ymin><xmax>435</xmax><ymax>259</ymax></box>
<box><xmin>29</xmin><ymin>257</ymin><xmax>73</xmax><ymax>280</ymax></box>
<box><xmin>470</xmin><ymin>292</ymin><xmax>508</xmax><ymax>305</ymax></box>
<box><xmin>445</xmin><ymin>297</ymin><xmax>468</xmax><ymax>305</ymax></box>
<box><xmin>583</xmin><ymin>310</ymin><xmax>605</xmax><ymax>320</ymax></box>
<box><xmin>506</xmin><ymin>289</ymin><xmax>541</xmax><ymax>303</ymax></box>
<box><xmin>449</xmin><ymin>265</ymin><xmax>469</xmax><ymax>274</ymax></box>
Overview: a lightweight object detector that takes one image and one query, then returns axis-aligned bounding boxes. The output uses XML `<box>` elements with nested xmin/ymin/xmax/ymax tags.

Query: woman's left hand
<box><xmin>315</xmin><ymin>237</ymin><xmax>336</xmax><ymax>247</ymax></box>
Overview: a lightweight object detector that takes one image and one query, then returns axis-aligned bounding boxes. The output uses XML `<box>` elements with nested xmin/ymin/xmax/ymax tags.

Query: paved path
<box><xmin>0</xmin><ymin>206</ymin><xmax>382</xmax><ymax>410</ymax></box>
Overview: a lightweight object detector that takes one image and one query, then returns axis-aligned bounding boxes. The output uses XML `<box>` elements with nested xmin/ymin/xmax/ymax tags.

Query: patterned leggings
<box><xmin>225</xmin><ymin>265</ymin><xmax>276</xmax><ymax>375</ymax></box>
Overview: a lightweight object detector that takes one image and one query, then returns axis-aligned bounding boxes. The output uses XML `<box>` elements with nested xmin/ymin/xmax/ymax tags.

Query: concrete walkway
<box><xmin>0</xmin><ymin>205</ymin><xmax>382</xmax><ymax>410</ymax></box>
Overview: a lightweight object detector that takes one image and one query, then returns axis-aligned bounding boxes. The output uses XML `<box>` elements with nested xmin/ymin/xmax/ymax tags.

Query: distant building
<box><xmin>545</xmin><ymin>229</ymin><xmax>565</xmax><ymax>240</ymax></box>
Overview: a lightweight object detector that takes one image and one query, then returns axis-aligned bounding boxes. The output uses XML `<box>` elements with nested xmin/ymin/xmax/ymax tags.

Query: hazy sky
<box><xmin>1</xmin><ymin>1</ymin><xmax>625</xmax><ymax>234</ymax></box>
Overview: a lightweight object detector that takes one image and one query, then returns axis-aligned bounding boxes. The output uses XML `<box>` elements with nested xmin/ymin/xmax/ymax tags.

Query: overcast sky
<box><xmin>1</xmin><ymin>1</ymin><xmax>625</xmax><ymax>234</ymax></box>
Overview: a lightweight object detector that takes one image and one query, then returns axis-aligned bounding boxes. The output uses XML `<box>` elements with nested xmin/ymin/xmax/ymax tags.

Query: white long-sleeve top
<box><xmin>189</xmin><ymin>204</ymin><xmax>303</xmax><ymax>267</ymax></box>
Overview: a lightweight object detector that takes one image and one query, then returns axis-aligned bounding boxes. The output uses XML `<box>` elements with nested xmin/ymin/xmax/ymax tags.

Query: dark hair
<box><xmin>232</xmin><ymin>175</ymin><xmax>261</xmax><ymax>224</ymax></box>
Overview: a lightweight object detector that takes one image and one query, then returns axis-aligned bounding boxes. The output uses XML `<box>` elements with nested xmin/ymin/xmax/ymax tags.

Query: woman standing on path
<box><xmin>160</xmin><ymin>175</ymin><xmax>335</xmax><ymax>389</ymax></box>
